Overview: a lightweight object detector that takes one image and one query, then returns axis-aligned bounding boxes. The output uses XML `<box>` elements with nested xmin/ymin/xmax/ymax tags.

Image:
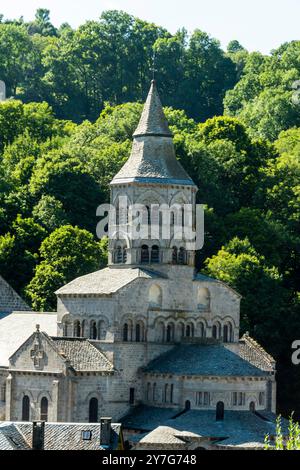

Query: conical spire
<box><xmin>133</xmin><ymin>80</ymin><xmax>172</xmax><ymax>138</ymax></box>
<box><xmin>110</xmin><ymin>81</ymin><xmax>196</xmax><ymax>187</ymax></box>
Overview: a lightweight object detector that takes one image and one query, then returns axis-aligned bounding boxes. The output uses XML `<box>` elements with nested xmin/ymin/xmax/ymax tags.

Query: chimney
<box><xmin>100</xmin><ymin>417</ymin><xmax>112</xmax><ymax>448</ymax></box>
<box><xmin>32</xmin><ymin>421</ymin><xmax>45</xmax><ymax>450</ymax></box>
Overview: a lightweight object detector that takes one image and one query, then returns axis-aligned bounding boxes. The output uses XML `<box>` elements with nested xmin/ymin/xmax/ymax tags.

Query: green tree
<box><xmin>25</xmin><ymin>225</ymin><xmax>108</xmax><ymax>310</ymax></box>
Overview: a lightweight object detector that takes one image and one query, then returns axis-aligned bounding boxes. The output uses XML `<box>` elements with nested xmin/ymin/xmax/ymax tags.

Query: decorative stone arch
<box><xmin>196</xmin><ymin>319</ymin><xmax>207</xmax><ymax>338</ymax></box>
<box><xmin>97</xmin><ymin>317</ymin><xmax>109</xmax><ymax>340</ymax></box>
<box><xmin>89</xmin><ymin>319</ymin><xmax>98</xmax><ymax>340</ymax></box>
<box><xmin>185</xmin><ymin>321</ymin><xmax>195</xmax><ymax>338</ymax></box>
<box><xmin>176</xmin><ymin>321</ymin><xmax>185</xmax><ymax>341</ymax></box>
<box><xmin>156</xmin><ymin>319</ymin><xmax>166</xmax><ymax>342</ymax></box>
<box><xmin>149</xmin><ymin>284</ymin><xmax>162</xmax><ymax>307</ymax></box>
<box><xmin>122</xmin><ymin>317</ymin><xmax>133</xmax><ymax>342</ymax></box>
<box><xmin>135</xmin><ymin>319</ymin><xmax>146</xmax><ymax>342</ymax></box>
<box><xmin>169</xmin><ymin>190</ymin><xmax>190</xmax><ymax>206</ymax></box>
<box><xmin>212</xmin><ymin>319</ymin><xmax>222</xmax><ymax>340</ymax></box>
<box><xmin>61</xmin><ymin>314</ymin><xmax>72</xmax><ymax>337</ymax></box>
<box><xmin>112</xmin><ymin>191</ymin><xmax>133</xmax><ymax>226</ymax></box>
<box><xmin>247</xmin><ymin>395</ymin><xmax>258</xmax><ymax>410</ymax></box>
<box><xmin>166</xmin><ymin>322</ymin><xmax>175</xmax><ymax>343</ymax></box>
<box><xmin>136</xmin><ymin>189</ymin><xmax>167</xmax><ymax>206</ymax></box>
<box><xmin>85</xmin><ymin>391</ymin><xmax>103</xmax><ymax>423</ymax></box>
<box><xmin>222</xmin><ymin>317</ymin><xmax>235</xmax><ymax>343</ymax></box>
<box><xmin>197</xmin><ymin>287</ymin><xmax>210</xmax><ymax>310</ymax></box>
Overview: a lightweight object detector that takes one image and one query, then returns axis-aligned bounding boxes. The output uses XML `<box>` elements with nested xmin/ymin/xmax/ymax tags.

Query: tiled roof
<box><xmin>133</xmin><ymin>80</ymin><xmax>172</xmax><ymax>138</ymax></box>
<box><xmin>144</xmin><ymin>344</ymin><xmax>268</xmax><ymax>377</ymax></box>
<box><xmin>122</xmin><ymin>406</ymin><xmax>289</xmax><ymax>449</ymax></box>
<box><xmin>0</xmin><ymin>275</ymin><xmax>31</xmax><ymax>314</ymax></box>
<box><xmin>50</xmin><ymin>337</ymin><xmax>114</xmax><ymax>372</ymax></box>
<box><xmin>0</xmin><ymin>312</ymin><xmax>57</xmax><ymax>367</ymax></box>
<box><xmin>56</xmin><ymin>266</ymin><xmax>163</xmax><ymax>296</ymax></box>
<box><xmin>238</xmin><ymin>334</ymin><xmax>275</xmax><ymax>372</ymax></box>
<box><xmin>0</xmin><ymin>422</ymin><xmax>30</xmax><ymax>450</ymax></box>
<box><xmin>111</xmin><ymin>81</ymin><xmax>196</xmax><ymax>187</ymax></box>
<box><xmin>0</xmin><ymin>422</ymin><xmax>122</xmax><ymax>450</ymax></box>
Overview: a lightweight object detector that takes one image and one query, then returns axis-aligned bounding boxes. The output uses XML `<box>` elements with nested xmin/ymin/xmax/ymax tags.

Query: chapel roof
<box><xmin>110</xmin><ymin>81</ymin><xmax>196</xmax><ymax>187</ymax></box>
<box><xmin>50</xmin><ymin>336</ymin><xmax>114</xmax><ymax>372</ymax></box>
<box><xmin>55</xmin><ymin>266</ymin><xmax>164</xmax><ymax>296</ymax></box>
<box><xmin>144</xmin><ymin>343</ymin><xmax>269</xmax><ymax>377</ymax></box>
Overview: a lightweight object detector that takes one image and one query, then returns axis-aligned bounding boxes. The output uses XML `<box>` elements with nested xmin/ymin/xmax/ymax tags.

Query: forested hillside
<box><xmin>0</xmin><ymin>9</ymin><xmax>299</xmax><ymax>416</ymax></box>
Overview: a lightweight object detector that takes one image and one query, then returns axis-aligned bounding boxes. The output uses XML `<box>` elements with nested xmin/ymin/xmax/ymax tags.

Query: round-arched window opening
<box><xmin>40</xmin><ymin>397</ymin><xmax>48</xmax><ymax>421</ymax></box>
<box><xmin>250</xmin><ymin>401</ymin><xmax>256</xmax><ymax>413</ymax></box>
<box><xmin>89</xmin><ymin>397</ymin><xmax>98</xmax><ymax>423</ymax></box>
<box><xmin>141</xmin><ymin>245</ymin><xmax>149</xmax><ymax>264</ymax></box>
<box><xmin>151</xmin><ymin>245</ymin><xmax>160</xmax><ymax>264</ymax></box>
<box><xmin>216</xmin><ymin>401</ymin><xmax>224</xmax><ymax>421</ymax></box>
<box><xmin>185</xmin><ymin>400</ymin><xmax>191</xmax><ymax>411</ymax></box>
<box><xmin>22</xmin><ymin>395</ymin><xmax>30</xmax><ymax>422</ymax></box>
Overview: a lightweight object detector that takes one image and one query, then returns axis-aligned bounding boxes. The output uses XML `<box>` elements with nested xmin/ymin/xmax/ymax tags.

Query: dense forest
<box><xmin>0</xmin><ymin>9</ymin><xmax>299</xmax><ymax>417</ymax></box>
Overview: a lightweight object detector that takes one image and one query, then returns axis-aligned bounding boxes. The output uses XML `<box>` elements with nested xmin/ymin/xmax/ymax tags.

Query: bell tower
<box><xmin>109</xmin><ymin>80</ymin><xmax>198</xmax><ymax>268</ymax></box>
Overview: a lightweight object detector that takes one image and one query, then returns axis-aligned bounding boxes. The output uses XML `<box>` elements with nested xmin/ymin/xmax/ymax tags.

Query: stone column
<box><xmin>5</xmin><ymin>374</ymin><xmax>13</xmax><ymax>420</ymax></box>
<box><xmin>52</xmin><ymin>380</ymin><xmax>59</xmax><ymax>422</ymax></box>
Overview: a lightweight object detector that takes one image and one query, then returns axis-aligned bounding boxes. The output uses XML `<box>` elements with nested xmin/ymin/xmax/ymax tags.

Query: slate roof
<box><xmin>56</xmin><ymin>266</ymin><xmax>164</xmax><ymax>296</ymax></box>
<box><xmin>0</xmin><ymin>275</ymin><xmax>31</xmax><ymax>314</ymax></box>
<box><xmin>0</xmin><ymin>422</ymin><xmax>122</xmax><ymax>450</ymax></box>
<box><xmin>133</xmin><ymin>80</ymin><xmax>172</xmax><ymax>138</ymax></box>
<box><xmin>0</xmin><ymin>311</ymin><xmax>57</xmax><ymax>367</ymax></box>
<box><xmin>144</xmin><ymin>344</ymin><xmax>268</xmax><ymax>377</ymax></box>
<box><xmin>122</xmin><ymin>406</ymin><xmax>289</xmax><ymax>449</ymax></box>
<box><xmin>50</xmin><ymin>337</ymin><xmax>114</xmax><ymax>372</ymax></box>
<box><xmin>111</xmin><ymin>81</ymin><xmax>196</xmax><ymax>187</ymax></box>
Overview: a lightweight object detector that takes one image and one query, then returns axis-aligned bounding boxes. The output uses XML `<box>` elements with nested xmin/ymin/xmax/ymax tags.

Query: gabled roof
<box><xmin>110</xmin><ymin>81</ymin><xmax>196</xmax><ymax>187</ymax></box>
<box><xmin>144</xmin><ymin>343</ymin><xmax>268</xmax><ymax>377</ymax></box>
<box><xmin>56</xmin><ymin>266</ymin><xmax>164</xmax><ymax>296</ymax></box>
<box><xmin>9</xmin><ymin>329</ymin><xmax>114</xmax><ymax>373</ymax></box>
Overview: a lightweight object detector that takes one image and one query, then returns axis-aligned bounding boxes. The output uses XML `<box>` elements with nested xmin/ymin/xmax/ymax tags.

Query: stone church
<box><xmin>0</xmin><ymin>81</ymin><xmax>281</xmax><ymax>449</ymax></box>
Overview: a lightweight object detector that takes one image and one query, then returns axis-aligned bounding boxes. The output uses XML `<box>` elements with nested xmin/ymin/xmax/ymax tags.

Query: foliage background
<box><xmin>0</xmin><ymin>9</ymin><xmax>299</xmax><ymax>418</ymax></box>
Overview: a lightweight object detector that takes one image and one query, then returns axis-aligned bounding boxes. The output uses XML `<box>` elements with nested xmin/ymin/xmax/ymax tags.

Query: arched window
<box><xmin>166</xmin><ymin>325</ymin><xmax>172</xmax><ymax>343</ymax></box>
<box><xmin>98</xmin><ymin>320</ymin><xmax>106</xmax><ymax>340</ymax></box>
<box><xmin>73</xmin><ymin>320</ymin><xmax>81</xmax><ymax>338</ymax></box>
<box><xmin>250</xmin><ymin>402</ymin><xmax>256</xmax><ymax>413</ymax></box>
<box><xmin>164</xmin><ymin>384</ymin><xmax>169</xmax><ymax>403</ymax></box>
<box><xmin>212</xmin><ymin>322</ymin><xmax>221</xmax><ymax>340</ymax></box>
<box><xmin>151</xmin><ymin>245</ymin><xmax>160</xmax><ymax>264</ymax></box>
<box><xmin>178</xmin><ymin>247</ymin><xmax>186</xmax><ymax>265</ymax></box>
<box><xmin>63</xmin><ymin>321</ymin><xmax>70</xmax><ymax>336</ymax></box>
<box><xmin>22</xmin><ymin>395</ymin><xmax>30</xmax><ymax>421</ymax></box>
<box><xmin>185</xmin><ymin>400</ymin><xmax>191</xmax><ymax>410</ymax></box>
<box><xmin>123</xmin><ymin>323</ymin><xmax>128</xmax><ymax>342</ymax></box>
<box><xmin>141</xmin><ymin>245</ymin><xmax>149</xmax><ymax>264</ymax></box>
<box><xmin>223</xmin><ymin>323</ymin><xmax>233</xmax><ymax>343</ymax></box>
<box><xmin>198</xmin><ymin>288</ymin><xmax>210</xmax><ymax>310</ymax></box>
<box><xmin>186</xmin><ymin>323</ymin><xmax>194</xmax><ymax>338</ymax></box>
<box><xmin>136</xmin><ymin>324</ymin><xmax>141</xmax><ymax>342</ymax></box>
<box><xmin>149</xmin><ymin>285</ymin><xmax>162</xmax><ymax>307</ymax></box>
<box><xmin>40</xmin><ymin>397</ymin><xmax>48</xmax><ymax>421</ymax></box>
<box><xmin>90</xmin><ymin>321</ymin><xmax>97</xmax><ymax>340</ymax></box>
<box><xmin>153</xmin><ymin>383</ymin><xmax>157</xmax><ymax>402</ymax></box>
<box><xmin>172</xmin><ymin>247</ymin><xmax>178</xmax><ymax>264</ymax></box>
<box><xmin>89</xmin><ymin>397</ymin><xmax>98</xmax><ymax>423</ymax></box>
<box><xmin>170</xmin><ymin>384</ymin><xmax>174</xmax><ymax>404</ymax></box>
<box><xmin>216</xmin><ymin>401</ymin><xmax>224</xmax><ymax>421</ymax></box>
<box><xmin>223</xmin><ymin>325</ymin><xmax>228</xmax><ymax>343</ymax></box>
